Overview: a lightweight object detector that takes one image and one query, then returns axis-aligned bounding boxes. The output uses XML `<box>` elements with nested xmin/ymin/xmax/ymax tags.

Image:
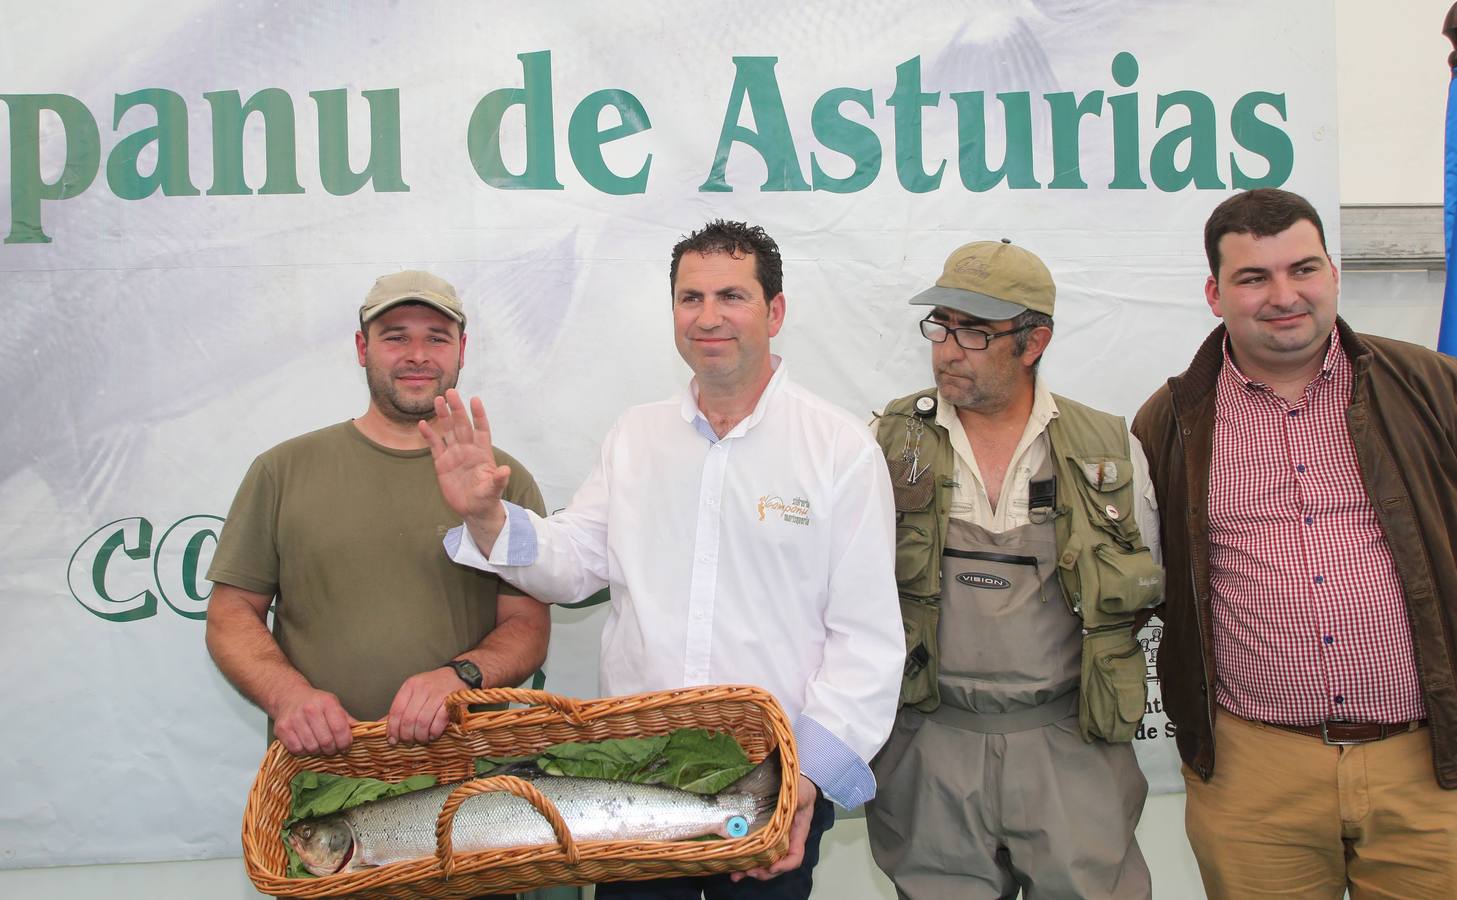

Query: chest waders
<box><xmin>872</xmin><ymin>389</ymin><xmax>1163</xmax><ymax>742</ymax></box>
<box><xmin>865</xmin><ymin>461</ymin><xmax>1154</xmax><ymax>898</ymax></box>
<box><xmin>933</xmin><ymin>454</ymin><xmax>1080</xmax><ymax>727</ymax></box>
<box><xmin>866</xmin><ymin>390</ymin><xmax>1159</xmax><ymax>899</ymax></box>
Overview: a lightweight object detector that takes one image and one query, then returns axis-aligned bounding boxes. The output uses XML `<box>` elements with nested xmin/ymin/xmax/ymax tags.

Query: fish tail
<box><xmin>751</xmin><ymin>791</ymin><xmax>778</xmax><ymax>825</ymax></box>
<box><xmin>726</xmin><ymin>750</ymin><xmax>781</xmax><ymax>799</ymax></box>
<box><xmin>725</xmin><ymin>750</ymin><xmax>782</xmax><ymax>828</ymax></box>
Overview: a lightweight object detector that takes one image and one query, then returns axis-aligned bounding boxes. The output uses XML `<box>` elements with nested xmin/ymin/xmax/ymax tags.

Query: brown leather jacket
<box><xmin>1131</xmin><ymin>318</ymin><xmax>1457</xmax><ymax>788</ymax></box>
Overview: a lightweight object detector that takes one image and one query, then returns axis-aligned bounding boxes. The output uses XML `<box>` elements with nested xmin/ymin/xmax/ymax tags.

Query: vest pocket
<box><xmin>894</xmin><ymin>520</ymin><xmax>935</xmax><ymax>589</ymax></box>
<box><xmin>1067</xmin><ymin>453</ymin><xmax>1142</xmax><ymax>545</ymax></box>
<box><xmin>898</xmin><ymin>597</ymin><xmax>941</xmax><ymax>711</ymax></box>
<box><xmin>1091</xmin><ymin>543</ymin><xmax>1164</xmax><ymax>615</ymax></box>
<box><xmin>1079</xmin><ymin>627</ymin><xmax>1148</xmax><ymax>742</ymax></box>
<box><xmin>1055</xmin><ymin>530</ymin><xmax>1094</xmax><ymax>616</ymax></box>
<box><xmin>890</xmin><ymin>466</ymin><xmax>935</xmax><ymax>512</ymax></box>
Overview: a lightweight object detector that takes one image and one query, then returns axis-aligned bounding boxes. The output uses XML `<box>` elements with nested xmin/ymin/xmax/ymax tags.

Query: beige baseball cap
<box><xmin>909</xmin><ymin>239</ymin><xmax>1055</xmax><ymax>319</ymax></box>
<box><xmin>360</xmin><ymin>270</ymin><xmax>466</xmax><ymax>327</ymax></box>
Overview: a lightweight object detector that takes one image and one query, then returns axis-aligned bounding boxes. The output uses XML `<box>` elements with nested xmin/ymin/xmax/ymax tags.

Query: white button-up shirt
<box><xmin>447</xmin><ymin>359</ymin><xmax>903</xmax><ymax>807</ymax></box>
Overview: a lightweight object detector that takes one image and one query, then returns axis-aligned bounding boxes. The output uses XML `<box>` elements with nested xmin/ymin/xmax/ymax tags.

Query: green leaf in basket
<box><xmin>653</xmin><ymin>729</ymin><xmax>754</xmax><ymax>794</ymax></box>
<box><xmin>474</xmin><ymin>728</ymin><xmax>752</xmax><ymax>794</ymax></box>
<box><xmin>286</xmin><ymin>770</ymin><xmax>437</xmax><ymax>825</ymax></box>
<box><xmin>539</xmin><ymin>734</ymin><xmax>672</xmax><ymax>780</ymax></box>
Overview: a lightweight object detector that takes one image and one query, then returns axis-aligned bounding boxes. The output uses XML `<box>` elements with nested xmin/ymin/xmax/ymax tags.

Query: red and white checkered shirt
<box><xmin>1208</xmin><ymin>330</ymin><xmax>1425</xmax><ymax>725</ymax></box>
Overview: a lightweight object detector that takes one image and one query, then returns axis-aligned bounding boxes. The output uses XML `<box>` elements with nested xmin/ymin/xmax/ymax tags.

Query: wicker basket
<box><xmin>242</xmin><ymin>685</ymin><xmax>798</xmax><ymax>899</ymax></box>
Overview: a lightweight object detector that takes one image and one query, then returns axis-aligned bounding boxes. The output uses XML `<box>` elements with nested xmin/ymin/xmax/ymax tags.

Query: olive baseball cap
<box><xmin>360</xmin><ymin>270</ymin><xmax>466</xmax><ymax>327</ymax></box>
<box><xmin>908</xmin><ymin>239</ymin><xmax>1055</xmax><ymax>319</ymax></box>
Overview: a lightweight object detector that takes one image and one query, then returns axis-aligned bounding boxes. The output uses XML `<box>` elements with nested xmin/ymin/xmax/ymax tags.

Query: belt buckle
<box><xmin>1320</xmin><ymin>719</ymin><xmax>1366</xmax><ymax>746</ymax></box>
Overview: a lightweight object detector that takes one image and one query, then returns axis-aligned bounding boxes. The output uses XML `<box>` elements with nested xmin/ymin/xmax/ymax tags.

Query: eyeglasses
<box><xmin>919</xmin><ymin>316</ymin><xmax>1033</xmax><ymax>351</ymax></box>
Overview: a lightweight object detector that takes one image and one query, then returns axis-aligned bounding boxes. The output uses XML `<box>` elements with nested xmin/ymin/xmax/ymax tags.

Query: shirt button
<box><xmin>1323</xmin><ymin>635</ymin><xmax>1334</xmax><ymax>644</ymax></box>
<box><xmin>1304</xmin><ymin>516</ymin><xmax>1314</xmax><ymax>525</ymax></box>
<box><xmin>1334</xmin><ymin>695</ymin><xmax>1345</xmax><ymax>705</ymax></box>
<box><xmin>1313</xmin><ymin>575</ymin><xmax>1325</xmax><ymax>584</ymax></box>
<box><xmin>1288</xmin><ymin>409</ymin><xmax>1300</xmax><ymax>417</ymax></box>
<box><xmin>1296</xmin><ymin>464</ymin><xmax>1307</xmax><ymax>473</ymax></box>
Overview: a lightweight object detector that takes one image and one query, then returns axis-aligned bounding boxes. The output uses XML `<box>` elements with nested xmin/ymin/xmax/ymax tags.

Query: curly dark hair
<box><xmin>669</xmin><ymin>220</ymin><xmax>784</xmax><ymax>302</ymax></box>
<box><xmin>1204</xmin><ymin>188</ymin><xmax>1328</xmax><ymax>276</ymax></box>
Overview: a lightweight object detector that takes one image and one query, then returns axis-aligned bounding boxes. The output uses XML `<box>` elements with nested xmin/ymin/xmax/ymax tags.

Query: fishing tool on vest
<box><xmin>905</xmin><ymin>418</ymin><xmax>928</xmax><ymax>484</ymax></box>
<box><xmin>889</xmin><ymin>416</ymin><xmax>937</xmax><ymax>510</ymax></box>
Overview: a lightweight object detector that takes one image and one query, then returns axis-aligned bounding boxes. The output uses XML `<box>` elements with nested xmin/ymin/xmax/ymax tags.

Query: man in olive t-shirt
<box><xmin>205</xmin><ymin>271</ymin><xmax>549</xmax><ymax>756</ymax></box>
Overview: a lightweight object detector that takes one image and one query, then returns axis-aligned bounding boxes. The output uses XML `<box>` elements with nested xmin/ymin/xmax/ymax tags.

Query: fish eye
<box><xmin>297</xmin><ymin>825</ymin><xmax>313</xmax><ymax>839</ymax></box>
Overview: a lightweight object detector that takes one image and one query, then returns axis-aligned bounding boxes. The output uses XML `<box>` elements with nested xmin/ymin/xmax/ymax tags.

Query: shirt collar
<box><xmin>680</xmin><ymin>355</ymin><xmax>786</xmax><ymax>443</ymax></box>
<box><xmin>1220</xmin><ymin>328</ymin><xmax>1341</xmax><ymax>394</ymax></box>
<box><xmin>1031</xmin><ymin>376</ymin><xmax>1059</xmax><ymax>431</ymax></box>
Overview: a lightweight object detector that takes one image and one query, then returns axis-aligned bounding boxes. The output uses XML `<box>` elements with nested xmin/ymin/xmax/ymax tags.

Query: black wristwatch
<box><xmin>445</xmin><ymin>658</ymin><xmax>483</xmax><ymax>689</ymax></box>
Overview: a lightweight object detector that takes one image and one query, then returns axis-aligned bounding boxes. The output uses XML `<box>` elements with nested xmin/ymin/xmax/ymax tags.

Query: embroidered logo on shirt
<box><xmin>757</xmin><ymin>495</ymin><xmax>812</xmax><ymax>525</ymax></box>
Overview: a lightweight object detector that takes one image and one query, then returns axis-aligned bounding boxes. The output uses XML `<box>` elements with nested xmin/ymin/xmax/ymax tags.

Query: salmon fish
<box><xmin>287</xmin><ymin>752</ymin><xmax>780</xmax><ymax>876</ymax></box>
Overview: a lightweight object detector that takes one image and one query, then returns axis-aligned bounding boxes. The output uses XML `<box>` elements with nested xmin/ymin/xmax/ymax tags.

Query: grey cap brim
<box><xmin>908</xmin><ymin>285</ymin><xmax>1027</xmax><ymax>320</ymax></box>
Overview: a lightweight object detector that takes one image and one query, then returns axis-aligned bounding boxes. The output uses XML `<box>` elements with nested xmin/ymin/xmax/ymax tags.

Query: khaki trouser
<box><xmin>1184</xmin><ymin>709</ymin><xmax>1457</xmax><ymax>899</ymax></box>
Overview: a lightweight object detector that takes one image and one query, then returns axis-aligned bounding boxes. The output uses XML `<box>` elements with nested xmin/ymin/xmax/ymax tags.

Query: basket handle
<box><xmin>445</xmin><ymin>688</ymin><xmax>589</xmax><ymax>725</ymax></box>
<box><xmin>435</xmin><ymin>775</ymin><xmax>580</xmax><ymax>878</ymax></box>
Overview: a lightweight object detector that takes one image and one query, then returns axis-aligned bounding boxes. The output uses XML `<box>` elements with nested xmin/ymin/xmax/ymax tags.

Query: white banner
<box><xmin>0</xmin><ymin>0</ymin><xmax>1336</xmax><ymax>867</ymax></box>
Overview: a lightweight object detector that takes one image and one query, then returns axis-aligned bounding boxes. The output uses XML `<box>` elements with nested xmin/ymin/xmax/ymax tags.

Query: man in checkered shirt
<box><xmin>1133</xmin><ymin>188</ymin><xmax>1457</xmax><ymax>898</ymax></box>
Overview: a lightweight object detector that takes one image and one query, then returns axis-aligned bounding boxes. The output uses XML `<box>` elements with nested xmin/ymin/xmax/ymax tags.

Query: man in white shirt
<box><xmin>422</xmin><ymin>221</ymin><xmax>903</xmax><ymax>899</ymax></box>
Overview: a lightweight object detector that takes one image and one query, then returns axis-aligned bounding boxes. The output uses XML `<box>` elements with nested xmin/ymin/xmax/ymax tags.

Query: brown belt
<box><xmin>1265</xmin><ymin>718</ymin><xmax>1427</xmax><ymax>745</ymax></box>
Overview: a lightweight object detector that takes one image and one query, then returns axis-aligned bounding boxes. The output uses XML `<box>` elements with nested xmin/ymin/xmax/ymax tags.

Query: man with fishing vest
<box><xmin>864</xmin><ymin>240</ymin><xmax>1163</xmax><ymax>899</ymax></box>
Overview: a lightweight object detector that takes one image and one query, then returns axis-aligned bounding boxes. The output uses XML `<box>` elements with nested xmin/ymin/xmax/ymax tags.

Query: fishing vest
<box><xmin>872</xmin><ymin>388</ymin><xmax>1164</xmax><ymax>742</ymax></box>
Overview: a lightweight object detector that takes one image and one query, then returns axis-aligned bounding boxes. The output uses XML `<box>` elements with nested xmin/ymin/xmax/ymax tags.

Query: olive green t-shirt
<box><xmin>206</xmin><ymin>421</ymin><xmax>546</xmax><ymax>721</ymax></box>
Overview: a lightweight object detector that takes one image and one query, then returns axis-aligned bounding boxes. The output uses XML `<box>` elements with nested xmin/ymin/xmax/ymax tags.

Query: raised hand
<box><xmin>420</xmin><ymin>389</ymin><xmax>511</xmax><ymax>547</ymax></box>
